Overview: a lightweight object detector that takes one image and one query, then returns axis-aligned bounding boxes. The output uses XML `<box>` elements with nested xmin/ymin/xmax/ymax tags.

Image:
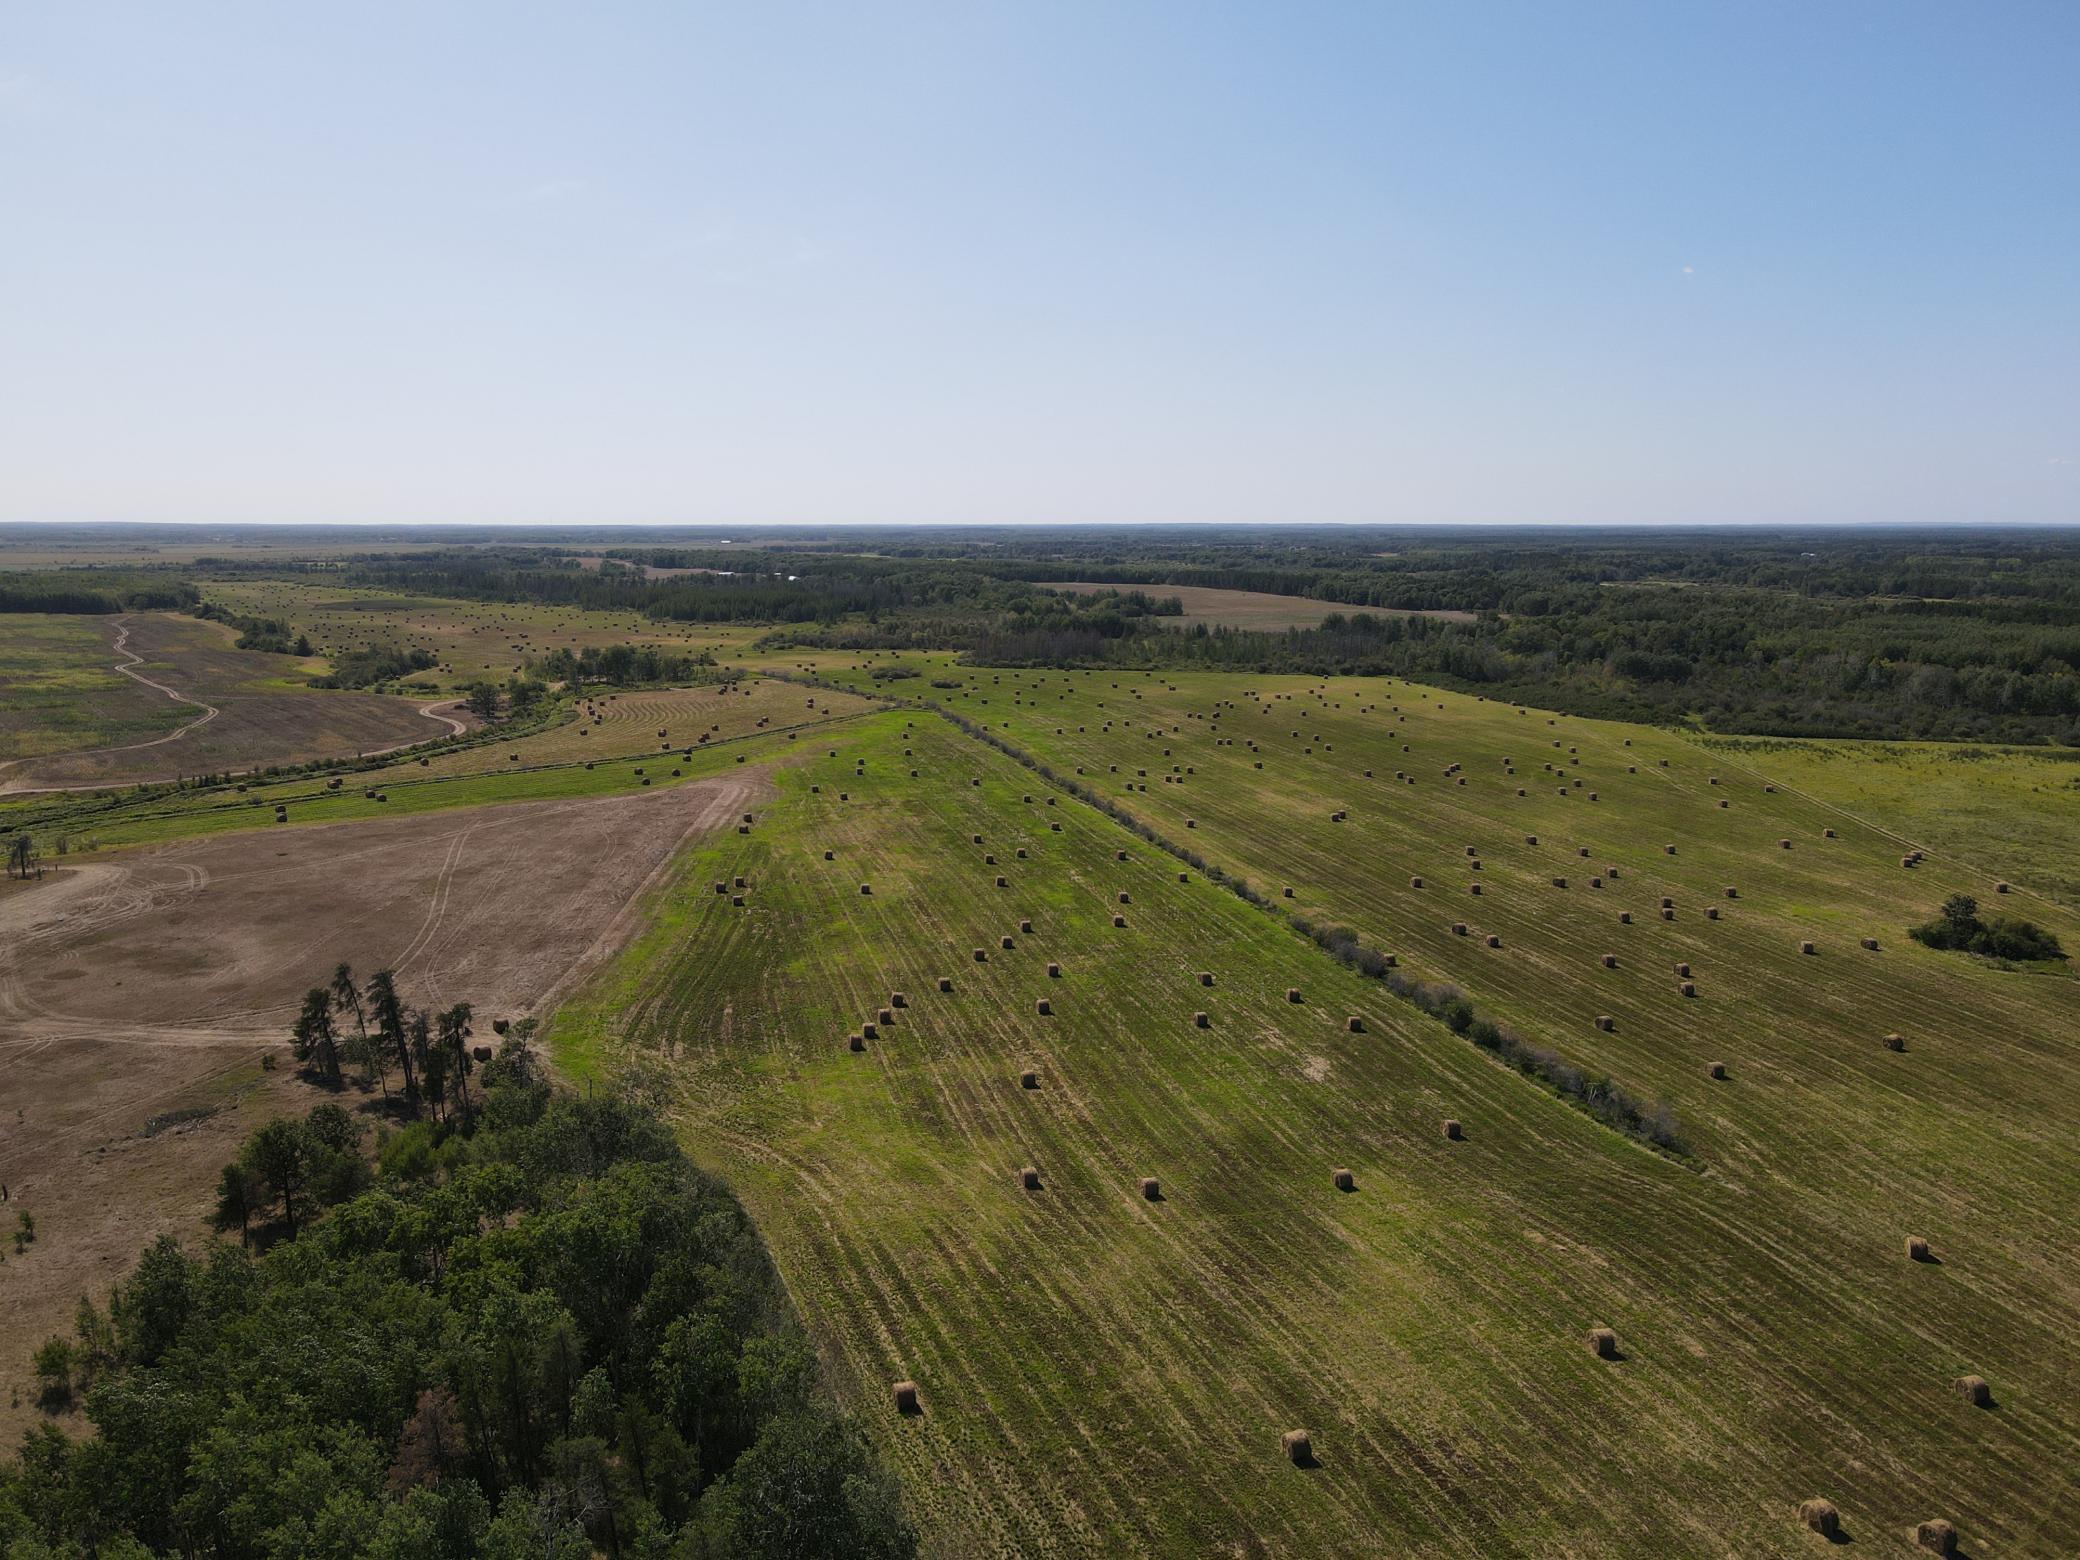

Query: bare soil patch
<box><xmin>0</xmin><ymin>775</ymin><xmax>760</xmax><ymax>1440</ymax></box>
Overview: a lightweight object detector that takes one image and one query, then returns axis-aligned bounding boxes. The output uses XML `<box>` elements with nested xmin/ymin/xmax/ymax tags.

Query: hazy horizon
<box><xmin>4</xmin><ymin>3</ymin><xmax>2074</xmax><ymax>527</ymax></box>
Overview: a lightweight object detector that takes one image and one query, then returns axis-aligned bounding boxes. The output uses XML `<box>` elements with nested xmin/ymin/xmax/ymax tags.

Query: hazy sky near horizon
<box><xmin>2</xmin><ymin>2</ymin><xmax>2075</xmax><ymax>526</ymax></box>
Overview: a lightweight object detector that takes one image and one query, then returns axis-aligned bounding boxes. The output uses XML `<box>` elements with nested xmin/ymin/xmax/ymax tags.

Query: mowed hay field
<box><xmin>0</xmin><ymin>612</ymin><xmax>458</xmax><ymax>792</ymax></box>
<box><xmin>411</xmin><ymin>675</ymin><xmax>880</xmax><ymax>780</ymax></box>
<box><xmin>1037</xmin><ymin>582</ymin><xmax>1477</xmax><ymax>630</ymax></box>
<box><xmin>550</xmin><ymin>709</ymin><xmax>2080</xmax><ymax>1555</ymax></box>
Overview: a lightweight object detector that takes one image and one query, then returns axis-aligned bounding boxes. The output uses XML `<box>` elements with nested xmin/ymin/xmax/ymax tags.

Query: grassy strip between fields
<box><xmin>751</xmin><ymin>666</ymin><xmax>1687</xmax><ymax>1158</ymax></box>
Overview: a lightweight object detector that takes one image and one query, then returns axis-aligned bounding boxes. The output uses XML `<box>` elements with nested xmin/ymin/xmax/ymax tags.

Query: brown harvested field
<box><xmin>1037</xmin><ymin>581</ymin><xmax>1477</xmax><ymax>629</ymax></box>
<box><xmin>0</xmin><ymin>775</ymin><xmax>760</xmax><ymax>1441</ymax></box>
<box><xmin>0</xmin><ymin>613</ymin><xmax>466</xmax><ymax>793</ymax></box>
<box><xmin>413</xmin><ymin>675</ymin><xmax>879</xmax><ymax>779</ymax></box>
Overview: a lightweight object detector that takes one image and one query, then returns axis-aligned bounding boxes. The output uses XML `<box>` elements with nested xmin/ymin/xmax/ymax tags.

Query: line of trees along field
<box><xmin>4</xmin><ymin>1008</ymin><xmax>915</xmax><ymax>1559</ymax></box>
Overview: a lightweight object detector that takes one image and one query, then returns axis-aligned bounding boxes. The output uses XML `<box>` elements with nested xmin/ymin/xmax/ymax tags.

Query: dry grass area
<box><xmin>1037</xmin><ymin>582</ymin><xmax>1477</xmax><ymax>630</ymax></box>
<box><xmin>0</xmin><ymin>613</ymin><xmax>459</xmax><ymax>793</ymax></box>
<box><xmin>412</xmin><ymin>676</ymin><xmax>878</xmax><ymax>780</ymax></box>
<box><xmin>0</xmin><ymin>775</ymin><xmax>762</xmax><ymax>1443</ymax></box>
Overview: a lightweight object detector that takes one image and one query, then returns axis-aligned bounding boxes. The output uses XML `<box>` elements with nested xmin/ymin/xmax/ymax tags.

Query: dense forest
<box><xmin>0</xmin><ymin>571</ymin><xmax>200</xmax><ymax>614</ymax></box>
<box><xmin>1</xmin><ymin>1029</ymin><xmax>913</xmax><ymax>1559</ymax></box>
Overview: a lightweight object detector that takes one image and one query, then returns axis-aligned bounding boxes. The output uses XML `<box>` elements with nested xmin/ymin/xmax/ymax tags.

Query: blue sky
<box><xmin>2</xmin><ymin>2</ymin><xmax>2074</xmax><ymax>525</ymax></box>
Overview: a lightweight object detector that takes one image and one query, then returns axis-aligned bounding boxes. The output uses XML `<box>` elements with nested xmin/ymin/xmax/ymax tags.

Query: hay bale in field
<box><xmin>1112</xmin><ymin>914</ymin><xmax>1127</xmax><ymax>928</ymax></box>
<box><xmin>995</xmin><ymin>875</ymin><xmax>1008</xmax><ymax>887</ymax></box>
<box><xmin>1679</xmin><ymin>981</ymin><xmax>1696</xmax><ymax>997</ymax></box>
<box><xmin>1452</xmin><ymin>922</ymin><xmax>1469</xmax><ymax>936</ymax></box>
<box><xmin>1705</xmin><ymin>907</ymin><xmax>1720</xmax><ymax>920</ymax></box>
<box><xmin>1862</xmin><ymin>936</ymin><xmax>1879</xmax><ymax>950</ymax></box>
<box><xmin>1017</xmin><ymin>848</ymin><xmax>1028</xmax><ymax>859</ymax></box>
<box><xmin>1194</xmin><ymin>1010</ymin><xmax>1210</xmax><ymax>1028</ymax></box>
<box><xmin>1485</xmin><ymin>933</ymin><xmax>1501</xmax><ymax>947</ymax></box>
<box><xmin>1117</xmin><ymin>890</ymin><xmax>1131</xmax><ymax>904</ymax></box>
<box><xmin>1913</xmin><ymin>1519</ymin><xmax>1957</xmax><ymax>1555</ymax></box>
<box><xmin>984</xmin><ymin>853</ymin><xmax>996</xmax><ymax>864</ymax></box>
<box><xmin>714</xmin><ymin>881</ymin><xmax>727</xmax><ymax>895</ymax></box>
<box><xmin>1619</xmin><ymin>911</ymin><xmax>1633</xmax><ymax>925</ymax></box>
<box><xmin>1020</xmin><ymin>1069</ymin><xmax>1039</xmax><ymax>1089</ymax></box>
<box><xmin>848</xmin><ymin>1033</ymin><xmax>865</xmax><ymax>1052</ymax></box>
<box><xmin>938</xmin><ymin>976</ymin><xmax>954</xmax><ymax>992</ymax></box>
<box><xmin>1525</xmin><ymin>834</ymin><xmax>1539</xmax><ymax>845</ymax></box>
<box><xmin>892</xmin><ymin>1381</ymin><xmax>920</xmax><ymax>1415</ymax></box>
<box><xmin>1596</xmin><ymin>1014</ymin><xmax>1615</xmax><ymax>1031</ymax></box>
<box><xmin>974</xmin><ymin>947</ymin><xmax>988</xmax><ymax>962</ymax></box>
<box><xmin>878</xmin><ymin>1007</ymin><xmax>894</xmax><ymax>1024</ymax></box>
<box><xmin>1800</xmin><ymin>940</ymin><xmax>1816</xmax><ymax>955</ymax></box>
<box><xmin>861</xmin><ymin>1022</ymin><xmax>878</xmax><ymax>1039</ymax></box>
<box><xmin>1552</xmin><ymin>876</ymin><xmax>1568</xmax><ymax>889</ymax></box>
<box><xmin>1200</xmin><ymin>971</ymin><xmax>1216</xmax><ymax>986</ymax></box>
<box><xmin>1115</xmin><ymin>849</ymin><xmax>1129</xmax><ymax>862</ymax></box>
<box><xmin>1587</xmin><ymin>1327</ymin><xmax>1618</xmax><ymax>1359</ymax></box>
<box><xmin>1333</xmin><ymin>1168</ymin><xmax>1355</xmax><ymax>1191</ymax></box>
<box><xmin>1824</xmin><ymin>827</ymin><xmax>1837</xmax><ymax>838</ymax></box>
<box><xmin>1589</xmin><ymin>875</ymin><xmax>1603</xmax><ymax>888</ymax></box>
<box><xmin>1442</xmin><ymin>1118</ymin><xmax>1463</xmax><ymax>1140</ymax></box>
<box><xmin>1048</xmin><ymin>961</ymin><xmax>1061</xmax><ymax>977</ymax></box>
<box><xmin>1035</xmin><ymin>997</ymin><xmax>1051</xmax><ymax>1015</ymax></box>
<box><xmin>1139</xmin><ymin>1177</ymin><xmax>1162</xmax><ymax>1200</ymax></box>
<box><xmin>824</xmin><ymin>850</ymin><xmax>834</xmax><ymax>861</ymax></box>
<box><xmin>890</xmin><ymin>992</ymin><xmax>907</xmax><ymax>1007</ymax></box>
<box><xmin>1706</xmin><ymin>1060</ymin><xmax>1725</xmax><ymax>1079</ymax></box>
<box><xmin>1902</xmin><ymin>855</ymin><xmax>1916</xmax><ymax>868</ymax></box>
<box><xmin>1282</xmin><ymin>1429</ymin><xmax>1313</xmax><ymax>1465</ymax></box>
<box><xmin>1000</xmin><ymin>935</ymin><xmax>1015</xmax><ymax>949</ymax></box>
<box><xmin>1601</xmin><ymin>953</ymin><xmax>1618</xmax><ymax>968</ymax></box>
<box><xmin>1885</xmin><ymin>1032</ymin><xmax>1907</xmax><ymax>1052</ymax></box>
<box><xmin>1798</xmin><ymin>1499</ymin><xmax>1841</xmax><ymax>1539</ymax></box>
<box><xmin>1410</xmin><ymin>876</ymin><xmax>1424</xmax><ymax>889</ymax></box>
<box><xmin>1052</xmin><ymin>822</ymin><xmax>1062</xmax><ymax>832</ymax></box>
<box><xmin>1287</xmin><ymin>987</ymin><xmax>1303</xmax><ymax>1002</ymax></box>
<box><xmin>1954</xmin><ymin>1375</ymin><xmax>1990</xmax><ymax>1407</ymax></box>
<box><xmin>731</xmin><ymin>895</ymin><xmax>745</xmax><ymax>907</ymax></box>
<box><xmin>1779</xmin><ymin>838</ymin><xmax>1792</xmax><ymax>850</ymax></box>
<box><xmin>1020</xmin><ymin>1165</ymin><xmax>1041</xmax><ymax>1190</ymax></box>
<box><xmin>860</xmin><ymin>883</ymin><xmax>873</xmax><ymax>895</ymax></box>
<box><xmin>1995</xmin><ymin>881</ymin><xmax>2010</xmax><ymax>893</ymax></box>
<box><xmin>1660</xmin><ymin>908</ymin><xmax>1676</xmax><ymax>921</ymax></box>
<box><xmin>1283</xmin><ymin>886</ymin><xmax>1295</xmax><ymax>898</ymax></box>
<box><xmin>1469</xmin><ymin>883</ymin><xmax>1483</xmax><ymax>896</ymax></box>
<box><xmin>1665</xmin><ymin>844</ymin><xmax>1677</xmax><ymax>855</ymax></box>
<box><xmin>1019</xmin><ymin>918</ymin><xmax>1033</xmax><ymax>933</ymax></box>
<box><xmin>1674</xmin><ymin>961</ymin><xmax>1691</xmax><ymax>977</ymax></box>
<box><xmin>1347</xmin><ymin>1015</ymin><xmax>1364</xmax><ymax>1032</ymax></box>
<box><xmin>1906</xmin><ymin>1234</ymin><xmax>1930</xmax><ymax>1261</ymax></box>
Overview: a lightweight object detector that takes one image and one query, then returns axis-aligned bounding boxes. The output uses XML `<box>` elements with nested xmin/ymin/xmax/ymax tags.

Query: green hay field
<box><xmin>547</xmin><ymin>697</ymin><xmax>2080</xmax><ymax>1556</ymax></box>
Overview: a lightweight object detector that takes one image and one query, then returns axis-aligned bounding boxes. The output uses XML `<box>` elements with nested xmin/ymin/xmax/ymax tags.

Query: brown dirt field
<box><xmin>1037</xmin><ymin>581</ymin><xmax>1477</xmax><ymax>629</ymax></box>
<box><xmin>0</xmin><ymin>774</ymin><xmax>761</xmax><ymax>1442</ymax></box>
<box><xmin>1</xmin><ymin>613</ymin><xmax>467</xmax><ymax>793</ymax></box>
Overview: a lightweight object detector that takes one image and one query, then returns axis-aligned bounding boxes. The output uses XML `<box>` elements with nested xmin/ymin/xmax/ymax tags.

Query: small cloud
<box><xmin>2050</xmin><ymin>457</ymin><xmax>2073</xmax><ymax>466</ymax></box>
<box><xmin>1680</xmin><ymin>265</ymin><xmax>1696</xmax><ymax>277</ymax></box>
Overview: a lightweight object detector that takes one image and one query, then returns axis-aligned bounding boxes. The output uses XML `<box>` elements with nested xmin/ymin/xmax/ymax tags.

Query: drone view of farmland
<box><xmin>3</xmin><ymin>523</ymin><xmax>2077</xmax><ymax>1559</ymax></box>
<box><xmin>6</xmin><ymin>5</ymin><xmax>2078</xmax><ymax>1555</ymax></box>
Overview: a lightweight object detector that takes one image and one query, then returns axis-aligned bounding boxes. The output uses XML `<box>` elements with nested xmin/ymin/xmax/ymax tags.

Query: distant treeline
<box><xmin>526</xmin><ymin>643</ymin><xmax>718</xmax><ymax>686</ymax></box>
<box><xmin>0</xmin><ymin>570</ymin><xmax>199</xmax><ymax>614</ymax></box>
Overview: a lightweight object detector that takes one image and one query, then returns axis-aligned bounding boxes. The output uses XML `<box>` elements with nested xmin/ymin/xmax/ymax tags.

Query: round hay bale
<box><xmin>731</xmin><ymin>895</ymin><xmax>744</xmax><ymax>907</ymax></box>
<box><xmin>938</xmin><ymin>976</ymin><xmax>954</xmax><ymax>992</ymax></box>
<box><xmin>1587</xmin><ymin>1327</ymin><xmax>1618</xmax><ymax>1359</ymax></box>
<box><xmin>1200</xmin><ymin>972</ymin><xmax>1215</xmax><ymax>986</ymax></box>
<box><xmin>1469</xmin><ymin>883</ymin><xmax>1483</xmax><ymax>896</ymax></box>
<box><xmin>1905</xmin><ymin>1234</ymin><xmax>1930</xmax><ymax>1261</ymax></box>
<box><xmin>1117</xmin><ymin>891</ymin><xmax>1130</xmax><ymax>904</ymax></box>
<box><xmin>1995</xmin><ymin>880</ymin><xmax>2010</xmax><ymax>893</ymax></box>
<box><xmin>1286</xmin><ymin>987</ymin><xmax>1303</xmax><ymax>1003</ymax></box>
<box><xmin>1525</xmin><ymin>834</ymin><xmax>1539</xmax><ymax>845</ymax></box>
<box><xmin>1283</xmin><ymin>886</ymin><xmax>1295</xmax><ymax>898</ymax></box>
<box><xmin>1954</xmin><ymin>1374</ymin><xmax>1990</xmax><ymax>1407</ymax></box>
<box><xmin>1047</xmin><ymin>961</ymin><xmax>1061</xmax><ymax>977</ymax></box>
<box><xmin>877</xmin><ymin>1007</ymin><xmax>894</xmax><ymax>1024</ymax></box>
<box><xmin>1552</xmin><ymin>876</ymin><xmax>1568</xmax><ymax>889</ymax></box>
<box><xmin>1619</xmin><ymin>911</ymin><xmax>1633</xmax><ymax>924</ymax></box>
<box><xmin>824</xmin><ymin>850</ymin><xmax>834</xmax><ymax>861</ymax></box>
<box><xmin>1410</xmin><ymin>876</ymin><xmax>1424</xmax><ymax>889</ymax></box>
<box><xmin>860</xmin><ymin>883</ymin><xmax>873</xmax><ymax>895</ymax></box>
<box><xmin>861</xmin><ymin>1022</ymin><xmax>877</xmax><ymax>1040</ymax></box>
<box><xmin>1673</xmin><ymin>961</ymin><xmax>1691</xmax><ymax>977</ymax></box>
<box><xmin>1485</xmin><ymin>933</ymin><xmax>1501</xmax><ymax>948</ymax></box>
<box><xmin>1798</xmin><ymin>1499</ymin><xmax>1841</xmax><ymax>1539</ymax></box>
<box><xmin>1885</xmin><ymin>1032</ymin><xmax>1907</xmax><ymax>1052</ymax></box>
<box><xmin>1017</xmin><ymin>848</ymin><xmax>1028</xmax><ymax>859</ymax></box>
<box><xmin>1706</xmin><ymin>1060</ymin><xmax>1725</xmax><ymax>1079</ymax></box>
<box><xmin>1019</xmin><ymin>918</ymin><xmax>1033</xmax><ymax>933</ymax></box>
<box><xmin>1862</xmin><ymin>936</ymin><xmax>1879</xmax><ymax>950</ymax></box>
<box><xmin>1112</xmin><ymin>914</ymin><xmax>1127</xmax><ymax>928</ymax></box>
<box><xmin>1333</xmin><ymin>1168</ymin><xmax>1355</xmax><ymax>1191</ymax></box>
<box><xmin>973</xmin><ymin>947</ymin><xmax>988</xmax><ymax>962</ymax></box>
<box><xmin>1679</xmin><ymin>981</ymin><xmax>1696</xmax><ymax>997</ymax></box>
<box><xmin>1660</xmin><ymin>908</ymin><xmax>1676</xmax><ymax>921</ymax></box>
<box><xmin>1601</xmin><ymin>953</ymin><xmax>1618</xmax><ymax>968</ymax></box>
<box><xmin>892</xmin><ymin>1380</ymin><xmax>920</xmax><ymax>1415</ymax></box>
<box><xmin>848</xmin><ymin>1033</ymin><xmax>865</xmax><ymax>1052</ymax></box>
<box><xmin>1000</xmin><ymin>935</ymin><xmax>1015</xmax><ymax>949</ymax></box>
<box><xmin>1194</xmin><ymin>1010</ymin><xmax>1210</xmax><ymax>1028</ymax></box>
<box><xmin>984</xmin><ymin>853</ymin><xmax>996</xmax><ymax>865</ymax></box>
<box><xmin>1723</xmin><ymin>887</ymin><xmax>1738</xmax><ymax>899</ymax></box>
<box><xmin>1800</xmin><ymin>940</ymin><xmax>1816</xmax><ymax>955</ymax></box>
<box><xmin>1913</xmin><ymin>1519</ymin><xmax>1957</xmax><ymax>1555</ymax></box>
<box><xmin>1281</xmin><ymin>1429</ymin><xmax>1313</xmax><ymax>1464</ymax></box>
<box><xmin>1442</xmin><ymin>1118</ymin><xmax>1463</xmax><ymax>1141</ymax></box>
<box><xmin>1035</xmin><ymin>997</ymin><xmax>1051</xmax><ymax>1015</ymax></box>
<box><xmin>1115</xmin><ymin>849</ymin><xmax>1129</xmax><ymax>862</ymax></box>
<box><xmin>1347</xmin><ymin>1015</ymin><xmax>1364</xmax><ymax>1032</ymax></box>
<box><xmin>1664</xmin><ymin>844</ymin><xmax>1677</xmax><ymax>855</ymax></box>
<box><xmin>995</xmin><ymin>875</ymin><xmax>1008</xmax><ymax>888</ymax></box>
<box><xmin>1020</xmin><ymin>1166</ymin><xmax>1041</xmax><ymax>1190</ymax></box>
<box><xmin>1595</xmin><ymin>1014</ymin><xmax>1615</xmax><ymax>1032</ymax></box>
<box><xmin>1780</xmin><ymin>838</ymin><xmax>1792</xmax><ymax>850</ymax></box>
<box><xmin>891</xmin><ymin>992</ymin><xmax>907</xmax><ymax>1007</ymax></box>
<box><xmin>714</xmin><ymin>881</ymin><xmax>728</xmax><ymax>895</ymax></box>
<box><xmin>1020</xmin><ymin>1068</ymin><xmax>1039</xmax><ymax>1089</ymax></box>
<box><xmin>1138</xmin><ymin>1177</ymin><xmax>1161</xmax><ymax>1201</ymax></box>
<box><xmin>1823</xmin><ymin>827</ymin><xmax>1836</xmax><ymax>838</ymax></box>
